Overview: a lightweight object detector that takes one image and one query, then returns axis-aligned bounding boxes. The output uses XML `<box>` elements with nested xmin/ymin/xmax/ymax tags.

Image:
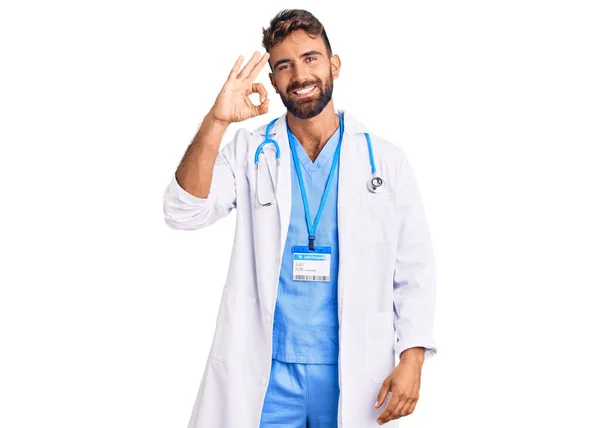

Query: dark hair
<box><xmin>262</xmin><ymin>9</ymin><xmax>332</xmax><ymax>57</ymax></box>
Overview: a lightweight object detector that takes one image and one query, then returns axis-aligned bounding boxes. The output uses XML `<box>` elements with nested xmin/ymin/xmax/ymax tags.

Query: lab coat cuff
<box><xmin>394</xmin><ymin>338</ymin><xmax>437</xmax><ymax>361</ymax></box>
<box><xmin>168</xmin><ymin>173</ymin><xmax>209</xmax><ymax>205</ymax></box>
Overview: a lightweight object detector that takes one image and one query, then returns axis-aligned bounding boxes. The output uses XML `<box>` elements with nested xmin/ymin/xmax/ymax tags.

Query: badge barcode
<box><xmin>293</xmin><ymin>275</ymin><xmax>330</xmax><ymax>281</ymax></box>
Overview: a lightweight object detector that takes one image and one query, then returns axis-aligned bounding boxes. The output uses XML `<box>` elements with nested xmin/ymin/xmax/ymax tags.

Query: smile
<box><xmin>293</xmin><ymin>86</ymin><xmax>316</xmax><ymax>96</ymax></box>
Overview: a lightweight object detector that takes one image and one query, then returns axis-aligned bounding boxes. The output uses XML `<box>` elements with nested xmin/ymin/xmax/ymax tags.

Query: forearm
<box><xmin>175</xmin><ymin>112</ymin><xmax>230</xmax><ymax>198</ymax></box>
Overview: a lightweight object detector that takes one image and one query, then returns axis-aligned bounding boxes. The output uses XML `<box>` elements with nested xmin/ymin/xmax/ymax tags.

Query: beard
<box><xmin>279</xmin><ymin>72</ymin><xmax>334</xmax><ymax>120</ymax></box>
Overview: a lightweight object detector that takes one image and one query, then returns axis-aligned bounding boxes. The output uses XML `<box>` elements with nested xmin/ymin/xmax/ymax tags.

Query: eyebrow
<box><xmin>273</xmin><ymin>51</ymin><xmax>323</xmax><ymax>70</ymax></box>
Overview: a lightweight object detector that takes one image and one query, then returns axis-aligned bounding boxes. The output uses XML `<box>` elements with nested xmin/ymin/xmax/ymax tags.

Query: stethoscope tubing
<box><xmin>254</xmin><ymin>116</ymin><xmax>384</xmax><ymax>205</ymax></box>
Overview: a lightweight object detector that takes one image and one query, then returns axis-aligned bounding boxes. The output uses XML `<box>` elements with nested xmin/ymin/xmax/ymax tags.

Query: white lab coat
<box><xmin>163</xmin><ymin>109</ymin><xmax>437</xmax><ymax>428</ymax></box>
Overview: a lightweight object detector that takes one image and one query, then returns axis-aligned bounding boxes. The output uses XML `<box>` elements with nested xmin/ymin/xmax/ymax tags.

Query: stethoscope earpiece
<box><xmin>367</xmin><ymin>174</ymin><xmax>385</xmax><ymax>193</ymax></box>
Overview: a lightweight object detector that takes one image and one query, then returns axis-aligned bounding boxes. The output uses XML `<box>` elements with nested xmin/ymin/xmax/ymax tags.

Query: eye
<box><xmin>278</xmin><ymin>64</ymin><xmax>290</xmax><ymax>71</ymax></box>
<box><xmin>307</xmin><ymin>56</ymin><xmax>317</xmax><ymax>62</ymax></box>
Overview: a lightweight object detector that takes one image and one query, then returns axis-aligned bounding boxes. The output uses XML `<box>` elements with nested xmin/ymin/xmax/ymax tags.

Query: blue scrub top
<box><xmin>271</xmin><ymin>124</ymin><xmax>341</xmax><ymax>364</ymax></box>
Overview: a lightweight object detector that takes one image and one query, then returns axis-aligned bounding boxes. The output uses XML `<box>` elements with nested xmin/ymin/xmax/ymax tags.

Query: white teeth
<box><xmin>294</xmin><ymin>86</ymin><xmax>315</xmax><ymax>95</ymax></box>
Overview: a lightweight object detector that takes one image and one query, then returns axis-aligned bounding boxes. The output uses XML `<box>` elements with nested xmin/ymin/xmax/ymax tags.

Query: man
<box><xmin>163</xmin><ymin>9</ymin><xmax>437</xmax><ymax>428</ymax></box>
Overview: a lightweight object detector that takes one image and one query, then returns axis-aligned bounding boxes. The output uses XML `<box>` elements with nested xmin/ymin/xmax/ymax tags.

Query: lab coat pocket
<box><xmin>353</xmin><ymin>194</ymin><xmax>396</xmax><ymax>244</ymax></box>
<box><xmin>211</xmin><ymin>287</ymin><xmax>258</xmax><ymax>363</ymax></box>
<box><xmin>364</xmin><ymin>311</ymin><xmax>395</xmax><ymax>383</ymax></box>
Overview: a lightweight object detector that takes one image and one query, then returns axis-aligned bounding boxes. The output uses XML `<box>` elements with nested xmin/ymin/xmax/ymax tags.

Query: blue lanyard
<box><xmin>287</xmin><ymin>114</ymin><xmax>344</xmax><ymax>251</ymax></box>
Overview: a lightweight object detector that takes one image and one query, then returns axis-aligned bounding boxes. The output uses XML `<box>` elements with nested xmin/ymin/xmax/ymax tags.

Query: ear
<box><xmin>268</xmin><ymin>72</ymin><xmax>279</xmax><ymax>94</ymax></box>
<box><xmin>330</xmin><ymin>54</ymin><xmax>341</xmax><ymax>80</ymax></box>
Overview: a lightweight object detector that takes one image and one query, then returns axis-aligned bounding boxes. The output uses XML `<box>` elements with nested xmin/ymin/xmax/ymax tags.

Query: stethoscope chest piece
<box><xmin>367</xmin><ymin>174</ymin><xmax>385</xmax><ymax>194</ymax></box>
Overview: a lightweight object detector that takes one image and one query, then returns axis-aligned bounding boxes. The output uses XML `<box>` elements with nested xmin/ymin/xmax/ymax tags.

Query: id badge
<box><xmin>292</xmin><ymin>246</ymin><xmax>331</xmax><ymax>282</ymax></box>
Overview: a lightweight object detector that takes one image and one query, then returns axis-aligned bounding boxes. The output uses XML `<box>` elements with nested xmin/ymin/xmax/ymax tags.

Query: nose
<box><xmin>290</xmin><ymin>61</ymin><xmax>311</xmax><ymax>84</ymax></box>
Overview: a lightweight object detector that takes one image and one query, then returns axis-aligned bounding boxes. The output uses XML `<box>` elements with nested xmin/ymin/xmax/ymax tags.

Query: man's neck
<box><xmin>286</xmin><ymin>103</ymin><xmax>340</xmax><ymax>162</ymax></box>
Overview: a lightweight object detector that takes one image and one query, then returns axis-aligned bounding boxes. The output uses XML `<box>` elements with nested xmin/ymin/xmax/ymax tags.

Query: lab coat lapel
<box><xmin>337</xmin><ymin>113</ymin><xmax>354</xmax><ymax>248</ymax></box>
<box><xmin>337</xmin><ymin>109</ymin><xmax>366</xmax><ymax>321</ymax></box>
<box><xmin>337</xmin><ymin>110</ymin><xmax>358</xmax><ymax>234</ymax></box>
<box><xmin>337</xmin><ymin>108</ymin><xmax>370</xmax><ymax>235</ymax></box>
<box><xmin>258</xmin><ymin>112</ymin><xmax>292</xmax><ymax>261</ymax></box>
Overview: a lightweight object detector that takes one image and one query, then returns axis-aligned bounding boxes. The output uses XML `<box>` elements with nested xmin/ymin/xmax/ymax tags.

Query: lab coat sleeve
<box><xmin>392</xmin><ymin>152</ymin><xmax>438</xmax><ymax>361</ymax></box>
<box><xmin>162</xmin><ymin>132</ymin><xmax>240</xmax><ymax>230</ymax></box>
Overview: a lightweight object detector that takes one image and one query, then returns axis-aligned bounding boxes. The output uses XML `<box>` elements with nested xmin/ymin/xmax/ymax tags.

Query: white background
<box><xmin>1</xmin><ymin>1</ymin><xmax>599</xmax><ymax>427</ymax></box>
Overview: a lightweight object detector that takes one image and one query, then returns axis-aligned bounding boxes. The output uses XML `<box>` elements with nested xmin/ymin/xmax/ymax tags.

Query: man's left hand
<box><xmin>374</xmin><ymin>347</ymin><xmax>424</xmax><ymax>425</ymax></box>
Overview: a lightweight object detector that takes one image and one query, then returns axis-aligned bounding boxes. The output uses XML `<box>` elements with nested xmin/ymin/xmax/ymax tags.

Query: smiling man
<box><xmin>163</xmin><ymin>9</ymin><xmax>437</xmax><ymax>428</ymax></box>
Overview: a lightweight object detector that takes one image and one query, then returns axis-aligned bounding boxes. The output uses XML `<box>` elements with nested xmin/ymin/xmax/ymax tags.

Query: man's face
<box><xmin>268</xmin><ymin>30</ymin><xmax>341</xmax><ymax>119</ymax></box>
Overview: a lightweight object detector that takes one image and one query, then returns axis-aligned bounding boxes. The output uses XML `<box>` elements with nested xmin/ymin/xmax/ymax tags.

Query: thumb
<box><xmin>254</xmin><ymin>98</ymin><xmax>269</xmax><ymax>116</ymax></box>
<box><xmin>375</xmin><ymin>382</ymin><xmax>390</xmax><ymax>408</ymax></box>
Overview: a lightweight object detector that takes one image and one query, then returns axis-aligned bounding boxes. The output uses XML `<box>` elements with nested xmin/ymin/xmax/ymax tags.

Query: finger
<box><xmin>227</xmin><ymin>55</ymin><xmax>244</xmax><ymax>81</ymax></box>
<box><xmin>247</xmin><ymin>52</ymin><xmax>270</xmax><ymax>81</ymax></box>
<box><xmin>252</xmin><ymin>83</ymin><xmax>269</xmax><ymax>103</ymax></box>
<box><xmin>380</xmin><ymin>399</ymin><xmax>406</xmax><ymax>425</ymax></box>
<box><xmin>374</xmin><ymin>382</ymin><xmax>390</xmax><ymax>409</ymax></box>
<box><xmin>237</xmin><ymin>51</ymin><xmax>260</xmax><ymax>80</ymax></box>
<box><xmin>398</xmin><ymin>398</ymin><xmax>416</xmax><ymax>418</ymax></box>
<box><xmin>406</xmin><ymin>399</ymin><xmax>418</xmax><ymax>416</ymax></box>
<box><xmin>393</xmin><ymin>396</ymin><xmax>411</xmax><ymax>420</ymax></box>
<box><xmin>374</xmin><ymin>378</ymin><xmax>391</xmax><ymax>409</ymax></box>
<box><xmin>376</xmin><ymin>392</ymin><xmax>401</xmax><ymax>424</ymax></box>
<box><xmin>252</xmin><ymin>98</ymin><xmax>269</xmax><ymax>117</ymax></box>
<box><xmin>401</xmin><ymin>381</ymin><xmax>420</xmax><ymax>417</ymax></box>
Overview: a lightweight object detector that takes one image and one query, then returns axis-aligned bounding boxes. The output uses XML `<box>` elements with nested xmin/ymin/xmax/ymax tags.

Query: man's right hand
<box><xmin>208</xmin><ymin>51</ymin><xmax>271</xmax><ymax>126</ymax></box>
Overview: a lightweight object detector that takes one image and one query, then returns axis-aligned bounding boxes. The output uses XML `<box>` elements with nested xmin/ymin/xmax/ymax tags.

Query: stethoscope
<box><xmin>254</xmin><ymin>116</ymin><xmax>385</xmax><ymax>208</ymax></box>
